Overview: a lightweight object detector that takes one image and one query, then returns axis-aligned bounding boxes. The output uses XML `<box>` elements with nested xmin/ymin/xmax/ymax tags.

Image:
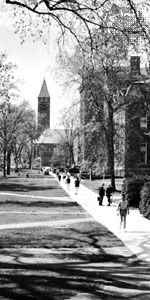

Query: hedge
<box><xmin>123</xmin><ymin>177</ymin><xmax>145</xmax><ymax>207</ymax></box>
<box><xmin>139</xmin><ymin>183</ymin><xmax>150</xmax><ymax>220</ymax></box>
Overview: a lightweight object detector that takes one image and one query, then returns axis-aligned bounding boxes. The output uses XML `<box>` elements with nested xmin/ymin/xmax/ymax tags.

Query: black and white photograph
<box><xmin>0</xmin><ymin>1</ymin><xmax>150</xmax><ymax>299</ymax></box>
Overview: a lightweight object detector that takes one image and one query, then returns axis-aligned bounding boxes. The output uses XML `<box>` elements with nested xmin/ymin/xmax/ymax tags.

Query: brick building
<box><xmin>35</xmin><ymin>128</ymin><xmax>67</xmax><ymax>167</ymax></box>
<box><xmin>79</xmin><ymin>56</ymin><xmax>150</xmax><ymax>178</ymax></box>
<box><xmin>35</xmin><ymin>79</ymin><xmax>67</xmax><ymax>168</ymax></box>
<box><xmin>38</xmin><ymin>78</ymin><xmax>50</xmax><ymax>132</ymax></box>
<box><xmin>125</xmin><ymin>57</ymin><xmax>150</xmax><ymax>176</ymax></box>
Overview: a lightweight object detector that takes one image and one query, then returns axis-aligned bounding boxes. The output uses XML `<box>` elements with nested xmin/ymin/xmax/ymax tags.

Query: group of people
<box><xmin>65</xmin><ymin>173</ymin><xmax>80</xmax><ymax>194</ymax></box>
<box><xmin>57</xmin><ymin>170</ymin><xmax>81</xmax><ymax>195</ymax></box>
<box><xmin>57</xmin><ymin>171</ymin><xmax>129</xmax><ymax>231</ymax></box>
<box><xmin>98</xmin><ymin>183</ymin><xmax>113</xmax><ymax>206</ymax></box>
<box><xmin>98</xmin><ymin>183</ymin><xmax>129</xmax><ymax>231</ymax></box>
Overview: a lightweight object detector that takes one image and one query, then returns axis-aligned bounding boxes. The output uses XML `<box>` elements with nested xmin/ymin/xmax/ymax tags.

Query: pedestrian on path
<box><xmin>58</xmin><ymin>173</ymin><xmax>61</xmax><ymax>181</ymax></box>
<box><xmin>62</xmin><ymin>173</ymin><xmax>66</xmax><ymax>181</ymax></box>
<box><xmin>117</xmin><ymin>197</ymin><xmax>129</xmax><ymax>231</ymax></box>
<box><xmin>74</xmin><ymin>177</ymin><xmax>80</xmax><ymax>195</ymax></box>
<box><xmin>98</xmin><ymin>183</ymin><xmax>105</xmax><ymax>205</ymax></box>
<box><xmin>66</xmin><ymin>175</ymin><xmax>71</xmax><ymax>191</ymax></box>
<box><xmin>106</xmin><ymin>184</ymin><xmax>113</xmax><ymax>206</ymax></box>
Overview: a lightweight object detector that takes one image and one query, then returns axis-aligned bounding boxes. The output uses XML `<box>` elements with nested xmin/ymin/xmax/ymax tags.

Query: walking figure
<box><xmin>66</xmin><ymin>175</ymin><xmax>71</xmax><ymax>191</ymax></box>
<box><xmin>63</xmin><ymin>173</ymin><xmax>66</xmax><ymax>181</ymax></box>
<box><xmin>58</xmin><ymin>173</ymin><xmax>61</xmax><ymax>181</ymax></box>
<box><xmin>117</xmin><ymin>197</ymin><xmax>129</xmax><ymax>231</ymax></box>
<box><xmin>106</xmin><ymin>184</ymin><xmax>113</xmax><ymax>206</ymax></box>
<box><xmin>74</xmin><ymin>177</ymin><xmax>80</xmax><ymax>195</ymax></box>
<box><xmin>98</xmin><ymin>183</ymin><xmax>105</xmax><ymax>205</ymax></box>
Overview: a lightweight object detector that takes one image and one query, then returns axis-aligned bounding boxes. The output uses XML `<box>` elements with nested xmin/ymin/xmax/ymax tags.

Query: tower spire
<box><xmin>38</xmin><ymin>78</ymin><xmax>50</xmax><ymax>98</ymax></box>
<box><xmin>38</xmin><ymin>78</ymin><xmax>50</xmax><ymax>131</ymax></box>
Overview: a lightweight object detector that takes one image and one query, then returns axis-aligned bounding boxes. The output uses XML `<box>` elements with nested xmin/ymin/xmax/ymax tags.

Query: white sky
<box><xmin>0</xmin><ymin>5</ymin><xmax>76</xmax><ymax>128</ymax></box>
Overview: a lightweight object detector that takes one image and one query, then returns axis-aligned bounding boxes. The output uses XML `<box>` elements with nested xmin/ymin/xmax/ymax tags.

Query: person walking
<box><xmin>117</xmin><ymin>197</ymin><xmax>129</xmax><ymax>231</ymax></box>
<box><xmin>74</xmin><ymin>177</ymin><xmax>80</xmax><ymax>195</ymax></box>
<box><xmin>106</xmin><ymin>184</ymin><xmax>113</xmax><ymax>206</ymax></box>
<box><xmin>58</xmin><ymin>173</ymin><xmax>61</xmax><ymax>181</ymax></box>
<box><xmin>66</xmin><ymin>175</ymin><xmax>71</xmax><ymax>191</ymax></box>
<box><xmin>98</xmin><ymin>183</ymin><xmax>105</xmax><ymax>205</ymax></box>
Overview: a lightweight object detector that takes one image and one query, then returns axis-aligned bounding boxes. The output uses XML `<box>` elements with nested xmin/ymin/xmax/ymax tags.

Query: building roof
<box><xmin>38</xmin><ymin>79</ymin><xmax>50</xmax><ymax>98</ymax></box>
<box><xmin>35</xmin><ymin>129</ymin><xmax>67</xmax><ymax>144</ymax></box>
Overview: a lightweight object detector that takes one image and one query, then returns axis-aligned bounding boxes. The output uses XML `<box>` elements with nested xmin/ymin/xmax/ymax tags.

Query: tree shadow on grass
<box><xmin>0</xmin><ymin>253</ymin><xmax>149</xmax><ymax>300</ymax></box>
<box><xmin>0</xmin><ymin>226</ymin><xmax>150</xmax><ymax>299</ymax></box>
<box><xmin>0</xmin><ymin>182</ymin><xmax>60</xmax><ymax>192</ymax></box>
<box><xmin>0</xmin><ymin>200</ymin><xmax>79</xmax><ymax>208</ymax></box>
<box><xmin>0</xmin><ymin>175</ymin><xmax>62</xmax><ymax>193</ymax></box>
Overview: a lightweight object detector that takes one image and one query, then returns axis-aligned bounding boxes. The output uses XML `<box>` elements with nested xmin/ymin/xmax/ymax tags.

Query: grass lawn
<box><xmin>81</xmin><ymin>178</ymin><xmax>123</xmax><ymax>194</ymax></box>
<box><xmin>0</xmin><ymin>171</ymin><xmax>149</xmax><ymax>299</ymax></box>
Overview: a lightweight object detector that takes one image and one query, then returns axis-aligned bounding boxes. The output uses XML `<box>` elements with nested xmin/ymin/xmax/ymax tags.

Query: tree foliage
<box><xmin>5</xmin><ymin>0</ymin><xmax>150</xmax><ymax>47</ymax></box>
<box><xmin>12</xmin><ymin>101</ymin><xmax>38</xmax><ymax>170</ymax></box>
<box><xmin>58</xmin><ymin>105</ymin><xmax>80</xmax><ymax>167</ymax></box>
<box><xmin>56</xmin><ymin>23</ymin><xmax>136</xmax><ymax>189</ymax></box>
<box><xmin>139</xmin><ymin>182</ymin><xmax>150</xmax><ymax>219</ymax></box>
<box><xmin>0</xmin><ymin>100</ymin><xmax>37</xmax><ymax>175</ymax></box>
<box><xmin>0</xmin><ymin>52</ymin><xmax>17</xmax><ymax>102</ymax></box>
<box><xmin>125</xmin><ymin>176</ymin><xmax>145</xmax><ymax>207</ymax></box>
<box><xmin>0</xmin><ymin>52</ymin><xmax>18</xmax><ymax>176</ymax></box>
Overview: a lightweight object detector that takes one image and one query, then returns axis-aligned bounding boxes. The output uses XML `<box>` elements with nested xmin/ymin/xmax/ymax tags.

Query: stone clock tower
<box><xmin>38</xmin><ymin>79</ymin><xmax>50</xmax><ymax>132</ymax></box>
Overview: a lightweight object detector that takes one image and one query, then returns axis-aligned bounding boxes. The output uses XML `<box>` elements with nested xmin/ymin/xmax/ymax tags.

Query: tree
<box><xmin>80</xmin><ymin>121</ymin><xmax>107</xmax><ymax>179</ymax></box>
<box><xmin>56</xmin><ymin>23</ymin><xmax>137</xmax><ymax>190</ymax></box>
<box><xmin>0</xmin><ymin>52</ymin><xmax>18</xmax><ymax>176</ymax></box>
<box><xmin>18</xmin><ymin>102</ymin><xmax>38</xmax><ymax>169</ymax></box>
<box><xmin>5</xmin><ymin>1</ymin><xmax>150</xmax><ymax>47</ymax></box>
<box><xmin>114</xmin><ymin>112</ymin><xmax>125</xmax><ymax>174</ymax></box>
<box><xmin>0</xmin><ymin>99</ymin><xmax>37</xmax><ymax>176</ymax></box>
<box><xmin>11</xmin><ymin>102</ymin><xmax>37</xmax><ymax>170</ymax></box>
<box><xmin>0</xmin><ymin>102</ymin><xmax>24</xmax><ymax>176</ymax></box>
<box><xmin>0</xmin><ymin>52</ymin><xmax>17</xmax><ymax>103</ymax></box>
<box><xmin>58</xmin><ymin>104</ymin><xmax>80</xmax><ymax>167</ymax></box>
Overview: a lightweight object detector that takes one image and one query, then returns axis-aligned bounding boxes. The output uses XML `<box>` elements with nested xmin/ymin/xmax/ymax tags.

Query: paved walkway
<box><xmin>54</xmin><ymin>173</ymin><xmax>150</xmax><ymax>263</ymax></box>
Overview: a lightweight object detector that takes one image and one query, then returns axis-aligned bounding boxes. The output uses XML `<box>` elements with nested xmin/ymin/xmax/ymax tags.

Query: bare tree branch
<box><xmin>5</xmin><ymin>0</ymin><xmax>150</xmax><ymax>47</ymax></box>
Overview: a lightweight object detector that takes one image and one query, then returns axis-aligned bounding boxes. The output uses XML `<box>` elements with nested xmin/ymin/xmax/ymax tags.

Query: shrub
<box><xmin>125</xmin><ymin>177</ymin><xmax>145</xmax><ymax>207</ymax></box>
<box><xmin>139</xmin><ymin>183</ymin><xmax>150</xmax><ymax>219</ymax></box>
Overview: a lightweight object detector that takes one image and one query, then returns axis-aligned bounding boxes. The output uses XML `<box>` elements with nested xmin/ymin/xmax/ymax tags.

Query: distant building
<box><xmin>34</xmin><ymin>79</ymin><xmax>67</xmax><ymax>168</ymax></box>
<box><xmin>35</xmin><ymin>128</ymin><xmax>67</xmax><ymax>167</ymax></box>
<box><xmin>38</xmin><ymin>78</ymin><xmax>50</xmax><ymax>132</ymax></box>
<box><xmin>34</xmin><ymin>79</ymin><xmax>75</xmax><ymax>169</ymax></box>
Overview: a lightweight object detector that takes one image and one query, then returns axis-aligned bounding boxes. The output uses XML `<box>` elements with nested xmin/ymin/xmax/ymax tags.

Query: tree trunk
<box><xmin>69</xmin><ymin>145</ymin><xmax>74</xmax><ymax>166</ymax></box>
<box><xmin>3</xmin><ymin>149</ymin><xmax>6</xmax><ymax>177</ymax></box>
<box><xmin>7</xmin><ymin>151</ymin><xmax>11</xmax><ymax>175</ymax></box>
<box><xmin>109</xmin><ymin>143</ymin><xmax>115</xmax><ymax>190</ymax></box>
<box><xmin>107</xmin><ymin>103</ymin><xmax>116</xmax><ymax>191</ymax></box>
<box><xmin>89</xmin><ymin>168</ymin><xmax>92</xmax><ymax>180</ymax></box>
<box><xmin>29</xmin><ymin>155</ymin><xmax>32</xmax><ymax>169</ymax></box>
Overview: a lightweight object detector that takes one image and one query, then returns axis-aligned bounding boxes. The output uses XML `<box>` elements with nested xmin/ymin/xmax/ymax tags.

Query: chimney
<box><xmin>130</xmin><ymin>56</ymin><xmax>140</xmax><ymax>76</ymax></box>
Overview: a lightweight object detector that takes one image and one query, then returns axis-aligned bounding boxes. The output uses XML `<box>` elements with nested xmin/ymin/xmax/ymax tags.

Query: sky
<box><xmin>0</xmin><ymin>4</ymin><xmax>76</xmax><ymax>128</ymax></box>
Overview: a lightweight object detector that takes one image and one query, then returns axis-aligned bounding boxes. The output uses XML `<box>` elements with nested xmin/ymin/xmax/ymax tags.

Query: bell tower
<box><xmin>38</xmin><ymin>79</ymin><xmax>50</xmax><ymax>132</ymax></box>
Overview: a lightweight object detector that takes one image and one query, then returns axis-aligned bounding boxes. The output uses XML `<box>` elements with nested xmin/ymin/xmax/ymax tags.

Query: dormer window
<box><xmin>140</xmin><ymin>115</ymin><xmax>147</xmax><ymax>129</ymax></box>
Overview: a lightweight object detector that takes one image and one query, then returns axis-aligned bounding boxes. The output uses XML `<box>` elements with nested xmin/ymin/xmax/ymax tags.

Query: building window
<box><xmin>140</xmin><ymin>143</ymin><xmax>147</xmax><ymax>163</ymax></box>
<box><xmin>140</xmin><ymin>115</ymin><xmax>147</xmax><ymax>129</ymax></box>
